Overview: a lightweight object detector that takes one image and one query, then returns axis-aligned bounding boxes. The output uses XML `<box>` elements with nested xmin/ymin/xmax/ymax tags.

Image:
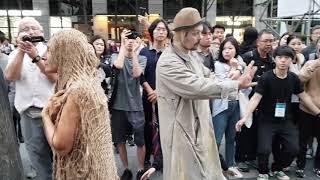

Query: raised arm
<box><xmin>157</xmin><ymin>54</ymin><xmax>256</xmax><ymax>100</ymax></box>
<box><xmin>5</xmin><ymin>50</ymin><xmax>24</xmax><ymax>81</ymax></box>
<box><xmin>113</xmin><ymin>30</ymin><xmax>131</xmax><ymax>69</ymax></box>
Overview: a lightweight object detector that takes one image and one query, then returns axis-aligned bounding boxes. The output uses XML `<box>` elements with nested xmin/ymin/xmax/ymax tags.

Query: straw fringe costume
<box><xmin>47</xmin><ymin>29</ymin><xmax>118</xmax><ymax>180</ymax></box>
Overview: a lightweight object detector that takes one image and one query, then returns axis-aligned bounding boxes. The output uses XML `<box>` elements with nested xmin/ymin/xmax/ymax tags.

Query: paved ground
<box><xmin>20</xmin><ymin>142</ymin><xmax>320</xmax><ymax>180</ymax></box>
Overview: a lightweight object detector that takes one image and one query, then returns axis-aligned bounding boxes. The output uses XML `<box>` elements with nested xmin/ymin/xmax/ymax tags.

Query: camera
<box><xmin>22</xmin><ymin>35</ymin><xmax>45</xmax><ymax>43</ymax></box>
<box><xmin>126</xmin><ymin>31</ymin><xmax>140</xmax><ymax>39</ymax></box>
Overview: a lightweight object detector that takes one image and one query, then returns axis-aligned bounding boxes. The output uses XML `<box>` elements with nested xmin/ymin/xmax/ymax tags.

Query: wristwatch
<box><xmin>32</xmin><ymin>55</ymin><xmax>41</xmax><ymax>63</ymax></box>
<box><xmin>236</xmin><ymin>65</ymin><xmax>244</xmax><ymax>74</ymax></box>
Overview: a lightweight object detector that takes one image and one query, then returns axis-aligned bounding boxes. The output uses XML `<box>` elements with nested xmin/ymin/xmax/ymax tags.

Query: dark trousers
<box><xmin>297</xmin><ymin>109</ymin><xmax>320</xmax><ymax>169</ymax></box>
<box><xmin>257</xmin><ymin>119</ymin><xmax>299</xmax><ymax>174</ymax></box>
<box><xmin>12</xmin><ymin>107</ymin><xmax>23</xmax><ymax>142</ymax></box>
<box><xmin>143</xmin><ymin>96</ymin><xmax>158</xmax><ymax>163</ymax></box>
<box><xmin>235</xmin><ymin>110</ymin><xmax>258</xmax><ymax>162</ymax></box>
<box><xmin>272</xmin><ymin>103</ymin><xmax>300</xmax><ymax>165</ymax></box>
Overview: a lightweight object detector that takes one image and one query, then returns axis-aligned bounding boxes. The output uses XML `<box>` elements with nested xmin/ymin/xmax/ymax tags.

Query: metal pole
<box><xmin>115</xmin><ymin>0</ymin><xmax>118</xmax><ymax>40</ymax></box>
<box><xmin>270</xmin><ymin>0</ymin><xmax>273</xmax><ymax>28</ymax></box>
<box><xmin>306</xmin><ymin>0</ymin><xmax>313</xmax><ymax>45</ymax></box>
<box><xmin>83</xmin><ymin>0</ymin><xmax>88</xmax><ymax>25</ymax></box>
<box><xmin>203</xmin><ymin>0</ymin><xmax>208</xmax><ymax>19</ymax></box>
<box><xmin>135</xmin><ymin>0</ymin><xmax>139</xmax><ymax>30</ymax></box>
<box><xmin>4</xmin><ymin>0</ymin><xmax>12</xmax><ymax>41</ymax></box>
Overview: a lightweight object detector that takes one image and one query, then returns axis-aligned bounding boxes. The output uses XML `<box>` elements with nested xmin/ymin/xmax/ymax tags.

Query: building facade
<box><xmin>0</xmin><ymin>0</ymin><xmax>264</xmax><ymax>42</ymax></box>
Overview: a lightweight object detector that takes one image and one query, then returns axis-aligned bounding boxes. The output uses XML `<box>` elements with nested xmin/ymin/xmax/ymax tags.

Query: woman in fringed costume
<box><xmin>41</xmin><ymin>29</ymin><xmax>118</xmax><ymax>180</ymax></box>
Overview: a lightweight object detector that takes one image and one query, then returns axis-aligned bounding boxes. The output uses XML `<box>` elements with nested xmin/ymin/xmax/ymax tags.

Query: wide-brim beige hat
<box><xmin>173</xmin><ymin>7</ymin><xmax>202</xmax><ymax>31</ymax></box>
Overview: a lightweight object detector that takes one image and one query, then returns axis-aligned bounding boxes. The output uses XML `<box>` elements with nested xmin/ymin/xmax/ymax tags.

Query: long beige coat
<box><xmin>156</xmin><ymin>45</ymin><xmax>239</xmax><ymax>180</ymax></box>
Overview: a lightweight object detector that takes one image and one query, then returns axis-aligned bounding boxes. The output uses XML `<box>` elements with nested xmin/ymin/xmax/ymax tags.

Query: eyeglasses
<box><xmin>21</xmin><ymin>26</ymin><xmax>40</xmax><ymax>32</ymax></box>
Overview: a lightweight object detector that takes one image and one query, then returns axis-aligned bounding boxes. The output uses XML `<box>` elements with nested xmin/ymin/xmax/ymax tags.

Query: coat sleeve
<box><xmin>157</xmin><ymin>55</ymin><xmax>239</xmax><ymax>100</ymax></box>
<box><xmin>299</xmin><ymin>60</ymin><xmax>320</xmax><ymax>83</ymax></box>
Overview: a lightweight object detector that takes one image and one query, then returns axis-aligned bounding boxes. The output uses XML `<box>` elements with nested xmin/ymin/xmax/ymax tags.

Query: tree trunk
<box><xmin>0</xmin><ymin>69</ymin><xmax>24</xmax><ymax>180</ymax></box>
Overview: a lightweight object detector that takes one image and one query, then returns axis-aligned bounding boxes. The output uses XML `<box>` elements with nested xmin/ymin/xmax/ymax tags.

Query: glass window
<box><xmin>107</xmin><ymin>0</ymin><xmax>148</xmax><ymax>15</ymax></box>
<box><xmin>0</xmin><ymin>0</ymin><xmax>33</xmax><ymax>10</ymax></box>
<box><xmin>49</xmin><ymin>0</ymin><xmax>92</xmax><ymax>16</ymax></box>
<box><xmin>50</xmin><ymin>17</ymin><xmax>72</xmax><ymax>35</ymax></box>
<box><xmin>9</xmin><ymin>17</ymin><xmax>22</xmax><ymax>27</ymax></box>
<box><xmin>0</xmin><ymin>17</ymin><xmax>8</xmax><ymax>27</ymax></box>
<box><xmin>217</xmin><ymin>0</ymin><xmax>253</xmax><ymax>16</ymax></box>
<box><xmin>163</xmin><ymin>0</ymin><xmax>202</xmax><ymax>20</ymax></box>
<box><xmin>50</xmin><ymin>27</ymin><xmax>72</xmax><ymax>36</ymax></box>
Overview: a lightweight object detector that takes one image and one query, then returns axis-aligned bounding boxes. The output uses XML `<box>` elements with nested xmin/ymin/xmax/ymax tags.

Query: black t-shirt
<box><xmin>241</xmin><ymin>49</ymin><xmax>274</xmax><ymax>82</ymax></box>
<box><xmin>255</xmin><ymin>70</ymin><xmax>304</xmax><ymax>121</ymax></box>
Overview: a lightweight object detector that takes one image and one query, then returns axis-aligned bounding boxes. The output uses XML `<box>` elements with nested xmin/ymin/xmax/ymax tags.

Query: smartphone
<box><xmin>139</xmin><ymin>7</ymin><xmax>148</xmax><ymax>16</ymax></box>
<box><xmin>127</xmin><ymin>31</ymin><xmax>140</xmax><ymax>39</ymax></box>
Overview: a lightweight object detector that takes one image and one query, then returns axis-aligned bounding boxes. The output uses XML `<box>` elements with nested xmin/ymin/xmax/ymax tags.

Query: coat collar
<box><xmin>171</xmin><ymin>44</ymin><xmax>192</xmax><ymax>62</ymax></box>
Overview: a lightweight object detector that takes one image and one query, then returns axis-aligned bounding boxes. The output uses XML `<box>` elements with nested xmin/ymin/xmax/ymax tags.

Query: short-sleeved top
<box><xmin>139</xmin><ymin>46</ymin><xmax>163</xmax><ymax>90</ymax></box>
<box><xmin>111</xmin><ymin>54</ymin><xmax>147</xmax><ymax>111</ymax></box>
<box><xmin>7</xmin><ymin>43</ymin><xmax>54</xmax><ymax>113</ymax></box>
<box><xmin>255</xmin><ymin>70</ymin><xmax>304</xmax><ymax>121</ymax></box>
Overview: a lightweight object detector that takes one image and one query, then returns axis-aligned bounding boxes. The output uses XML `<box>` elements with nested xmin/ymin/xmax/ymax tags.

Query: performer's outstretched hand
<box><xmin>140</xmin><ymin>167</ymin><xmax>156</xmax><ymax>180</ymax></box>
<box><xmin>238</xmin><ymin>61</ymin><xmax>257</xmax><ymax>89</ymax></box>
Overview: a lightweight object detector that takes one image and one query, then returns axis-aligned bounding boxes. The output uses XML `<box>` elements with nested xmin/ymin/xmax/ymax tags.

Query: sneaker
<box><xmin>121</xmin><ymin>169</ymin><xmax>133</xmax><ymax>180</ymax></box>
<box><xmin>295</xmin><ymin>169</ymin><xmax>306</xmax><ymax>178</ymax></box>
<box><xmin>26</xmin><ymin>169</ymin><xmax>37</xmax><ymax>179</ymax></box>
<box><xmin>273</xmin><ymin>171</ymin><xmax>290</xmax><ymax>180</ymax></box>
<box><xmin>237</xmin><ymin>162</ymin><xmax>250</xmax><ymax>172</ymax></box>
<box><xmin>306</xmin><ymin>148</ymin><xmax>313</xmax><ymax>159</ymax></box>
<box><xmin>136</xmin><ymin>170</ymin><xmax>145</xmax><ymax>180</ymax></box>
<box><xmin>257</xmin><ymin>174</ymin><xmax>269</xmax><ymax>180</ymax></box>
<box><xmin>227</xmin><ymin>167</ymin><xmax>243</xmax><ymax>178</ymax></box>
<box><xmin>314</xmin><ymin>168</ymin><xmax>320</xmax><ymax>177</ymax></box>
<box><xmin>268</xmin><ymin>171</ymin><xmax>274</xmax><ymax>177</ymax></box>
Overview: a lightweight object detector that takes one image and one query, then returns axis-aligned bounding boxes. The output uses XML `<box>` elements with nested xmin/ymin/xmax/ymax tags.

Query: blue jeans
<box><xmin>212</xmin><ymin>100</ymin><xmax>239</xmax><ymax>167</ymax></box>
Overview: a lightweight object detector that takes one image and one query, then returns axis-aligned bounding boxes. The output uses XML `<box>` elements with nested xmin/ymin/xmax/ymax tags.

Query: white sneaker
<box><xmin>26</xmin><ymin>169</ymin><xmax>37</xmax><ymax>179</ymax></box>
<box><xmin>227</xmin><ymin>167</ymin><xmax>243</xmax><ymax>178</ymax></box>
<box><xmin>273</xmin><ymin>171</ymin><xmax>290</xmax><ymax>180</ymax></box>
<box><xmin>257</xmin><ymin>174</ymin><xmax>269</xmax><ymax>180</ymax></box>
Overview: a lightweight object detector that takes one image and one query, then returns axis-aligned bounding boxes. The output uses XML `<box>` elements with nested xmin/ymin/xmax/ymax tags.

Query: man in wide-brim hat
<box><xmin>156</xmin><ymin>7</ymin><xmax>257</xmax><ymax>180</ymax></box>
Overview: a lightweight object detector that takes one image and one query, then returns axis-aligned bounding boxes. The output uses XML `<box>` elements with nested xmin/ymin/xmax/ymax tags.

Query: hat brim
<box><xmin>173</xmin><ymin>20</ymin><xmax>203</xmax><ymax>31</ymax></box>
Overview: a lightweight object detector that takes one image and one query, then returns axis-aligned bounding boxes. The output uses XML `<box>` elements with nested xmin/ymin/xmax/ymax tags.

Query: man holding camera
<box><xmin>5</xmin><ymin>17</ymin><xmax>56</xmax><ymax>180</ymax></box>
<box><xmin>110</xmin><ymin>29</ymin><xmax>147</xmax><ymax>180</ymax></box>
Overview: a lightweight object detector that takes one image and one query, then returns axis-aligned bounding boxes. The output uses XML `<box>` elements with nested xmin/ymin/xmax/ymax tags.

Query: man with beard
<box><xmin>156</xmin><ymin>7</ymin><xmax>257</xmax><ymax>180</ymax></box>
